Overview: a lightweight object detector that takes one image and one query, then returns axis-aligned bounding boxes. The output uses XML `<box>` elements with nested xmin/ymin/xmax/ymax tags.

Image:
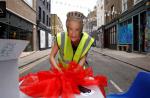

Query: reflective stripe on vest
<box><xmin>57</xmin><ymin>32</ymin><xmax>94</xmax><ymax>67</ymax></box>
<box><xmin>73</xmin><ymin>32</ymin><xmax>89</xmax><ymax>62</ymax></box>
<box><xmin>81</xmin><ymin>34</ymin><xmax>94</xmax><ymax>58</ymax></box>
<box><xmin>57</xmin><ymin>32</ymin><xmax>72</xmax><ymax>68</ymax></box>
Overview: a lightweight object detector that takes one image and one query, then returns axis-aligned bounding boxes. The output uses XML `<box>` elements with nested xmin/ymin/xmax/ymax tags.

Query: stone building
<box><xmin>51</xmin><ymin>14</ymin><xmax>64</xmax><ymax>36</ymax></box>
<box><xmin>36</xmin><ymin>0</ymin><xmax>51</xmax><ymax>50</ymax></box>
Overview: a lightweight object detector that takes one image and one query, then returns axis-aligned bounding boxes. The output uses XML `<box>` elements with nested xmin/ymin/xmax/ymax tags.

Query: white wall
<box><xmin>96</xmin><ymin>0</ymin><xmax>105</xmax><ymax>28</ymax></box>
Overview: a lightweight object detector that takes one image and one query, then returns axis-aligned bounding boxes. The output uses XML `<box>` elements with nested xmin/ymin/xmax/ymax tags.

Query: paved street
<box><xmin>19</xmin><ymin>55</ymin><xmax>50</xmax><ymax>77</ymax></box>
<box><xmin>87</xmin><ymin>50</ymin><xmax>142</xmax><ymax>94</ymax></box>
<box><xmin>19</xmin><ymin>49</ymin><xmax>144</xmax><ymax>95</ymax></box>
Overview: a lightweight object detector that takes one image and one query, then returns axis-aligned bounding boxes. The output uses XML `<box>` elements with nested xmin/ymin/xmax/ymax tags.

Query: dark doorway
<box><xmin>104</xmin><ymin>29</ymin><xmax>110</xmax><ymax>48</ymax></box>
<box><xmin>133</xmin><ymin>15</ymin><xmax>139</xmax><ymax>51</ymax></box>
<box><xmin>140</xmin><ymin>12</ymin><xmax>146</xmax><ymax>52</ymax></box>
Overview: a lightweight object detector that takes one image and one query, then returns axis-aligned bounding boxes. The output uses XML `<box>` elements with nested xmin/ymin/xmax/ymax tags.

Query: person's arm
<box><xmin>78</xmin><ymin>55</ymin><xmax>87</xmax><ymax>66</ymax></box>
<box><xmin>50</xmin><ymin>41</ymin><xmax>61</xmax><ymax>71</ymax></box>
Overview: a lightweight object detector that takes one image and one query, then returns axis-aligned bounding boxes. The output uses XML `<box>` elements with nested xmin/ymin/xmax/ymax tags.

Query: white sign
<box><xmin>48</xmin><ymin>33</ymin><xmax>52</xmax><ymax>47</ymax></box>
<box><xmin>40</xmin><ymin>30</ymin><xmax>46</xmax><ymax>48</ymax></box>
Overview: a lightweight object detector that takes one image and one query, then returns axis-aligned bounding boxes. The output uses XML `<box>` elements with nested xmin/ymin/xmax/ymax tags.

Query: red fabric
<box><xmin>20</xmin><ymin>61</ymin><xmax>107</xmax><ymax>98</ymax></box>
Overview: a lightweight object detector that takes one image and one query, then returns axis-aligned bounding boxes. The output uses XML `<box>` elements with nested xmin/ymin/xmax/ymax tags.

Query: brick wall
<box><xmin>6</xmin><ymin>0</ymin><xmax>36</xmax><ymax>24</ymax></box>
<box><xmin>128</xmin><ymin>0</ymin><xmax>134</xmax><ymax>10</ymax></box>
<box><xmin>105</xmin><ymin>0</ymin><xmax>122</xmax><ymax>24</ymax></box>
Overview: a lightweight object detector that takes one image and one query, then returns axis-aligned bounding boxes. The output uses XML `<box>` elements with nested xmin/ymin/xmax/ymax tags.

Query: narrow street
<box><xmin>1</xmin><ymin>0</ymin><xmax>150</xmax><ymax>98</ymax></box>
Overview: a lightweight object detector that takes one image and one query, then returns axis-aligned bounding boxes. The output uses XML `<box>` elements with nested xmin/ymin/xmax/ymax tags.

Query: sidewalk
<box><xmin>91</xmin><ymin>47</ymin><xmax>150</xmax><ymax>72</ymax></box>
<box><xmin>18</xmin><ymin>49</ymin><xmax>51</xmax><ymax>67</ymax></box>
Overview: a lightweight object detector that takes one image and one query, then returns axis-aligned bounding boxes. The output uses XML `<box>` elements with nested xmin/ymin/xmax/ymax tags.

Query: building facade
<box><xmin>118</xmin><ymin>0</ymin><xmax>149</xmax><ymax>53</ymax></box>
<box><xmin>0</xmin><ymin>0</ymin><xmax>36</xmax><ymax>51</ymax></box>
<box><xmin>83</xmin><ymin>8</ymin><xmax>97</xmax><ymax>46</ymax></box>
<box><xmin>99</xmin><ymin>0</ymin><xmax>150</xmax><ymax>53</ymax></box>
<box><xmin>36</xmin><ymin>0</ymin><xmax>51</xmax><ymax>50</ymax></box>
<box><xmin>103</xmin><ymin>0</ymin><xmax>122</xmax><ymax>49</ymax></box>
<box><xmin>96</xmin><ymin>0</ymin><xmax>105</xmax><ymax>48</ymax></box>
<box><xmin>96</xmin><ymin>0</ymin><xmax>105</xmax><ymax>28</ymax></box>
<box><xmin>83</xmin><ymin>7</ymin><xmax>97</xmax><ymax>33</ymax></box>
<box><xmin>51</xmin><ymin>14</ymin><xmax>64</xmax><ymax>36</ymax></box>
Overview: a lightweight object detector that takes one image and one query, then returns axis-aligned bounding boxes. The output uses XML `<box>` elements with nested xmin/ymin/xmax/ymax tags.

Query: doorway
<box><xmin>140</xmin><ymin>12</ymin><xmax>146</xmax><ymax>52</ymax></box>
<box><xmin>133</xmin><ymin>15</ymin><xmax>139</xmax><ymax>51</ymax></box>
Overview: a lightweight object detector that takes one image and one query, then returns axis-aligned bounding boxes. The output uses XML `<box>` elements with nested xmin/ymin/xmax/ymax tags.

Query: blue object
<box><xmin>107</xmin><ymin>71</ymin><xmax>150</xmax><ymax>98</ymax></box>
<box><xmin>118</xmin><ymin>23</ymin><xmax>133</xmax><ymax>44</ymax></box>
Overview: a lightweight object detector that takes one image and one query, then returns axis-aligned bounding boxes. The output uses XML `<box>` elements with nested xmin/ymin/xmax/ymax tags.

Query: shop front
<box><xmin>0</xmin><ymin>11</ymin><xmax>34</xmax><ymax>51</ymax></box>
<box><xmin>37</xmin><ymin>22</ymin><xmax>51</xmax><ymax>50</ymax></box>
<box><xmin>118</xmin><ymin>0</ymin><xmax>148</xmax><ymax>53</ymax></box>
<box><xmin>118</xmin><ymin>19</ymin><xmax>133</xmax><ymax>52</ymax></box>
<box><xmin>104</xmin><ymin>21</ymin><xmax>117</xmax><ymax>50</ymax></box>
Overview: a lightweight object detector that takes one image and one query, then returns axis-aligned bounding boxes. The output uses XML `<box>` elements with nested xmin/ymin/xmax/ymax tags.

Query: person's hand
<box><xmin>57</xmin><ymin>67</ymin><xmax>63</xmax><ymax>73</ymax></box>
<box><xmin>59</xmin><ymin>69</ymin><xmax>63</xmax><ymax>73</ymax></box>
<box><xmin>74</xmin><ymin>65</ymin><xmax>82</xmax><ymax>72</ymax></box>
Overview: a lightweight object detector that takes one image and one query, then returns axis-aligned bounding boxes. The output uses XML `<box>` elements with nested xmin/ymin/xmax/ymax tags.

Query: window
<box><xmin>43</xmin><ymin>0</ymin><xmax>45</xmax><ymax>5</ymax></box>
<box><xmin>109</xmin><ymin>26</ymin><xmax>116</xmax><ymax>45</ymax></box>
<box><xmin>111</xmin><ymin>28</ymin><xmax>113</xmax><ymax>44</ymax></box>
<box><xmin>39</xmin><ymin>7</ymin><xmax>41</xmax><ymax>21</ymax></box>
<box><xmin>114</xmin><ymin>27</ymin><xmax>116</xmax><ymax>44</ymax></box>
<box><xmin>46</xmin><ymin>15</ymin><xmax>48</xmax><ymax>26</ymax></box>
<box><xmin>111</xmin><ymin>5</ymin><xmax>114</xmax><ymax>19</ymax></box>
<box><xmin>49</xmin><ymin>17</ymin><xmax>51</xmax><ymax>26</ymax></box>
<box><xmin>122</xmin><ymin>0</ymin><xmax>128</xmax><ymax>12</ymax></box>
<box><xmin>48</xmin><ymin>3</ymin><xmax>51</xmax><ymax>12</ymax></box>
<box><xmin>113</xmin><ymin>27</ymin><xmax>116</xmax><ymax>44</ymax></box>
<box><xmin>49</xmin><ymin>3</ymin><xmax>51</xmax><ymax>12</ymax></box>
<box><xmin>43</xmin><ymin>11</ymin><xmax>45</xmax><ymax>24</ymax></box>
<box><xmin>23</xmin><ymin>0</ymin><xmax>33</xmax><ymax>7</ymax></box>
<box><xmin>134</xmin><ymin>0</ymin><xmax>142</xmax><ymax>5</ymax></box>
<box><xmin>47</xmin><ymin>1</ymin><xmax>49</xmax><ymax>9</ymax></box>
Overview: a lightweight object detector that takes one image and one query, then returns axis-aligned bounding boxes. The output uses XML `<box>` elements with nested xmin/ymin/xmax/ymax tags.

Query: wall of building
<box><xmin>37</xmin><ymin>0</ymin><xmax>51</xmax><ymax>50</ymax></box>
<box><xmin>84</xmin><ymin>7</ymin><xmax>97</xmax><ymax>34</ymax></box>
<box><xmin>51</xmin><ymin>14</ymin><xmax>64</xmax><ymax>36</ymax></box>
<box><xmin>96</xmin><ymin>0</ymin><xmax>105</xmax><ymax>28</ymax></box>
<box><xmin>102</xmin><ymin>0</ymin><xmax>150</xmax><ymax>53</ymax></box>
<box><xmin>0</xmin><ymin>0</ymin><xmax>37</xmax><ymax>51</ymax></box>
<box><xmin>6</xmin><ymin>0</ymin><xmax>36</xmax><ymax>24</ymax></box>
<box><xmin>105</xmin><ymin>0</ymin><xmax>122</xmax><ymax>24</ymax></box>
<box><xmin>128</xmin><ymin>0</ymin><xmax>134</xmax><ymax>10</ymax></box>
<box><xmin>37</xmin><ymin>0</ymin><xmax>51</xmax><ymax>27</ymax></box>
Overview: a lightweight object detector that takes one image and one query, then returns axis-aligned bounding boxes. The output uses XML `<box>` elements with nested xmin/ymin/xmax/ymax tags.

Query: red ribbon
<box><xmin>20</xmin><ymin>61</ymin><xmax>107</xmax><ymax>98</ymax></box>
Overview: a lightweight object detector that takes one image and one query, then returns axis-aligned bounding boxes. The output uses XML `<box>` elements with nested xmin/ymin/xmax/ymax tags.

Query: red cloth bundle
<box><xmin>20</xmin><ymin>62</ymin><xmax>107</xmax><ymax>98</ymax></box>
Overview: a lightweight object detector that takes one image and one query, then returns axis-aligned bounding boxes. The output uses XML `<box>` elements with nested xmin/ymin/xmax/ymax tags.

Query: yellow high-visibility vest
<box><xmin>57</xmin><ymin>32</ymin><xmax>94</xmax><ymax>68</ymax></box>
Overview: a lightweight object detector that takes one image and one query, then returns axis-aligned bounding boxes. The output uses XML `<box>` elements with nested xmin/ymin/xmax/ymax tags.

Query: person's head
<box><xmin>66</xmin><ymin>11</ymin><xmax>85</xmax><ymax>42</ymax></box>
